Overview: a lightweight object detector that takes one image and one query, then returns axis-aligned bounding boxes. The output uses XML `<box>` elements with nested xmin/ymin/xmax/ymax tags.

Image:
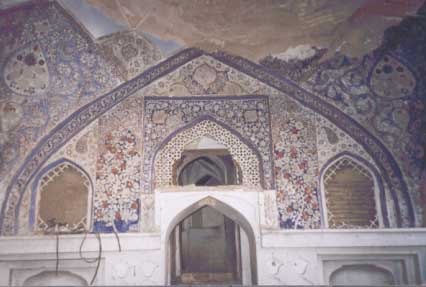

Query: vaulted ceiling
<box><xmin>86</xmin><ymin>0</ymin><xmax>425</xmax><ymax>60</ymax></box>
<box><xmin>2</xmin><ymin>0</ymin><xmax>423</xmax><ymax>60</ymax></box>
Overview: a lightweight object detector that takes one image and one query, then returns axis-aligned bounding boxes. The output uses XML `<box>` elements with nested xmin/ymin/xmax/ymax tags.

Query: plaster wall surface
<box><xmin>0</xmin><ymin>189</ymin><xmax>425</xmax><ymax>285</ymax></box>
<box><xmin>0</xmin><ymin>230</ymin><xmax>424</xmax><ymax>285</ymax></box>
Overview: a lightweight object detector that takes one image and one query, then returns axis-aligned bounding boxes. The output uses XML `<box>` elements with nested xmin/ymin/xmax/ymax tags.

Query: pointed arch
<box><xmin>329</xmin><ymin>264</ymin><xmax>395</xmax><ymax>285</ymax></box>
<box><xmin>24</xmin><ymin>270</ymin><xmax>88</xmax><ymax>286</ymax></box>
<box><xmin>319</xmin><ymin>152</ymin><xmax>390</xmax><ymax>228</ymax></box>
<box><xmin>151</xmin><ymin>115</ymin><xmax>265</xmax><ymax>191</ymax></box>
<box><xmin>164</xmin><ymin>196</ymin><xmax>258</xmax><ymax>285</ymax></box>
<box><xmin>27</xmin><ymin>158</ymin><xmax>93</xmax><ymax>233</ymax></box>
<box><xmin>213</xmin><ymin>51</ymin><xmax>414</xmax><ymax>227</ymax></box>
<box><xmin>0</xmin><ymin>48</ymin><xmax>203</xmax><ymax>235</ymax></box>
<box><xmin>176</xmin><ymin>154</ymin><xmax>239</xmax><ymax>186</ymax></box>
<box><xmin>0</xmin><ymin>48</ymin><xmax>414</xmax><ymax>234</ymax></box>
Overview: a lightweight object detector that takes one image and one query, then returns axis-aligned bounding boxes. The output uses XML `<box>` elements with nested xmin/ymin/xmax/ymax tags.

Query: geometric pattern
<box><xmin>35</xmin><ymin>162</ymin><xmax>90</xmax><ymax>233</ymax></box>
<box><xmin>154</xmin><ymin>119</ymin><xmax>261</xmax><ymax>188</ymax></box>
<box><xmin>323</xmin><ymin>156</ymin><xmax>379</xmax><ymax>229</ymax></box>
<box><xmin>323</xmin><ymin>157</ymin><xmax>372</xmax><ymax>184</ymax></box>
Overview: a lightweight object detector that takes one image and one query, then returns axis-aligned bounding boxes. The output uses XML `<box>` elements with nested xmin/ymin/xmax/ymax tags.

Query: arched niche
<box><xmin>23</xmin><ymin>270</ymin><xmax>88</xmax><ymax>286</ymax></box>
<box><xmin>29</xmin><ymin>159</ymin><xmax>93</xmax><ymax>234</ymax></box>
<box><xmin>176</xmin><ymin>155</ymin><xmax>241</xmax><ymax>186</ymax></box>
<box><xmin>319</xmin><ymin>152</ymin><xmax>388</xmax><ymax>228</ymax></box>
<box><xmin>153</xmin><ymin>119</ymin><xmax>263</xmax><ymax>190</ymax></box>
<box><xmin>330</xmin><ymin>264</ymin><xmax>395</xmax><ymax>285</ymax></box>
<box><xmin>174</xmin><ymin>136</ymin><xmax>242</xmax><ymax>186</ymax></box>
<box><xmin>164</xmin><ymin>196</ymin><xmax>257</xmax><ymax>285</ymax></box>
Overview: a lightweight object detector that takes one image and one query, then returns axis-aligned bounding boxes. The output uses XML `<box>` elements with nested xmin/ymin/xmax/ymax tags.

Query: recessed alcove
<box><xmin>172</xmin><ymin>136</ymin><xmax>242</xmax><ymax>187</ymax></box>
<box><xmin>24</xmin><ymin>271</ymin><xmax>88</xmax><ymax>286</ymax></box>
<box><xmin>170</xmin><ymin>206</ymin><xmax>240</xmax><ymax>284</ymax></box>
<box><xmin>172</xmin><ymin>136</ymin><xmax>241</xmax><ymax>187</ymax></box>
<box><xmin>330</xmin><ymin>264</ymin><xmax>395</xmax><ymax>286</ymax></box>
<box><xmin>165</xmin><ymin>196</ymin><xmax>257</xmax><ymax>285</ymax></box>
<box><xmin>321</xmin><ymin>156</ymin><xmax>383</xmax><ymax>228</ymax></box>
<box><xmin>33</xmin><ymin>160</ymin><xmax>92</xmax><ymax>234</ymax></box>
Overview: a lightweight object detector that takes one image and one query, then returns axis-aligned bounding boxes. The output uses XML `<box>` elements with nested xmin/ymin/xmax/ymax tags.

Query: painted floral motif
<box><xmin>94</xmin><ymin>129</ymin><xmax>140</xmax><ymax>232</ymax></box>
<box><xmin>3</xmin><ymin>43</ymin><xmax>49</xmax><ymax>95</ymax></box>
<box><xmin>0</xmin><ymin>1</ymin><xmax>120</xmax><ymax>184</ymax></box>
<box><xmin>99</xmin><ymin>30</ymin><xmax>162</xmax><ymax>80</ymax></box>
<box><xmin>271</xmin><ymin>96</ymin><xmax>321</xmax><ymax>229</ymax></box>
<box><xmin>315</xmin><ymin>116</ymin><xmax>373</xmax><ymax>169</ymax></box>
<box><xmin>142</xmin><ymin>96</ymin><xmax>274</xmax><ymax>192</ymax></box>
<box><xmin>94</xmin><ymin>99</ymin><xmax>142</xmax><ymax>232</ymax></box>
<box><xmin>262</xmin><ymin>12</ymin><xmax>426</xmax><ymax>224</ymax></box>
<box><xmin>2</xmin><ymin>1</ymin><xmax>424</xmax><ymax>233</ymax></box>
<box><xmin>150</xmin><ymin>55</ymin><xmax>277</xmax><ymax>97</ymax></box>
<box><xmin>369</xmin><ymin>55</ymin><xmax>416</xmax><ymax>99</ymax></box>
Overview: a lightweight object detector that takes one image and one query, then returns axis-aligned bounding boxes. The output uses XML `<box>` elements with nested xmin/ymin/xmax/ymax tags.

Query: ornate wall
<box><xmin>0</xmin><ymin>1</ymin><xmax>425</xmax><ymax>286</ymax></box>
<box><xmin>260</xmin><ymin>5</ymin><xmax>426</xmax><ymax>226</ymax></box>
<box><xmin>0</xmin><ymin>1</ymin><xmax>425</xmax><ymax>236</ymax></box>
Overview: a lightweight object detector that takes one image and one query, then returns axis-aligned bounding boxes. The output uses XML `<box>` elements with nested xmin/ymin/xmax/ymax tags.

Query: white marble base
<box><xmin>0</xmin><ymin>189</ymin><xmax>425</xmax><ymax>285</ymax></box>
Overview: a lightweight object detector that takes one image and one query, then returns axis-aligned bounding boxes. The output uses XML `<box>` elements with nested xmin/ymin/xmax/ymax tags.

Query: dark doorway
<box><xmin>167</xmin><ymin>197</ymin><xmax>257</xmax><ymax>285</ymax></box>
<box><xmin>175</xmin><ymin>151</ymin><xmax>241</xmax><ymax>186</ymax></box>
<box><xmin>170</xmin><ymin>206</ymin><xmax>242</xmax><ymax>285</ymax></box>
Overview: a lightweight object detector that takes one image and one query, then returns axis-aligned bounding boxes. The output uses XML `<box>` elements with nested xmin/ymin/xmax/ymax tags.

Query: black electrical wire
<box><xmin>89</xmin><ymin>232</ymin><xmax>102</xmax><ymax>286</ymax></box>
<box><xmin>79</xmin><ymin>226</ymin><xmax>123</xmax><ymax>285</ymax></box>
<box><xmin>79</xmin><ymin>231</ymin><xmax>98</xmax><ymax>263</ymax></box>
<box><xmin>78</xmin><ymin>231</ymin><xmax>102</xmax><ymax>285</ymax></box>
<box><xmin>112</xmin><ymin>222</ymin><xmax>122</xmax><ymax>252</ymax></box>
<box><xmin>51</xmin><ymin>224</ymin><xmax>104</xmax><ymax>284</ymax></box>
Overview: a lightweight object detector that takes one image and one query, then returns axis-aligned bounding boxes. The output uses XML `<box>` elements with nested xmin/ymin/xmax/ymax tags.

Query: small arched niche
<box><xmin>321</xmin><ymin>155</ymin><xmax>384</xmax><ymax>228</ymax></box>
<box><xmin>166</xmin><ymin>197</ymin><xmax>257</xmax><ymax>285</ymax></box>
<box><xmin>33</xmin><ymin>160</ymin><xmax>92</xmax><ymax>234</ymax></box>
<box><xmin>24</xmin><ymin>271</ymin><xmax>88</xmax><ymax>286</ymax></box>
<box><xmin>174</xmin><ymin>136</ymin><xmax>242</xmax><ymax>186</ymax></box>
<box><xmin>330</xmin><ymin>264</ymin><xmax>395</xmax><ymax>285</ymax></box>
<box><xmin>153</xmin><ymin>119</ymin><xmax>263</xmax><ymax>190</ymax></box>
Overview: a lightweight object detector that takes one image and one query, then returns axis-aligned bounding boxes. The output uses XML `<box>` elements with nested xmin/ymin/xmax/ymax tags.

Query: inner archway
<box><xmin>166</xmin><ymin>197</ymin><xmax>257</xmax><ymax>285</ymax></box>
<box><xmin>174</xmin><ymin>137</ymin><xmax>242</xmax><ymax>187</ymax></box>
<box><xmin>152</xmin><ymin>119</ymin><xmax>263</xmax><ymax>191</ymax></box>
<box><xmin>170</xmin><ymin>206</ymin><xmax>240</xmax><ymax>284</ymax></box>
<box><xmin>178</xmin><ymin>155</ymin><xmax>238</xmax><ymax>186</ymax></box>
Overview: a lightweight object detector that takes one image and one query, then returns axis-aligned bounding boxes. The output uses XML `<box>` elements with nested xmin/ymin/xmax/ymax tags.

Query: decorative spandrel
<box><xmin>142</xmin><ymin>95</ymin><xmax>274</xmax><ymax>192</ymax></box>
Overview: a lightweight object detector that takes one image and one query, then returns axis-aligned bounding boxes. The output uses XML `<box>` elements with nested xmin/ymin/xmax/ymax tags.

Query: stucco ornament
<box><xmin>369</xmin><ymin>55</ymin><xmax>415</xmax><ymax>99</ymax></box>
<box><xmin>3</xmin><ymin>43</ymin><xmax>49</xmax><ymax>96</ymax></box>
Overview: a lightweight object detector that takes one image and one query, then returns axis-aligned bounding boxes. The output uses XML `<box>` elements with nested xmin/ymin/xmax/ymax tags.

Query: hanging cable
<box><xmin>79</xmin><ymin>230</ymin><xmax>102</xmax><ymax>285</ymax></box>
<box><xmin>79</xmin><ymin>230</ymin><xmax>98</xmax><ymax>263</ymax></box>
<box><xmin>89</xmin><ymin>232</ymin><xmax>102</xmax><ymax>286</ymax></box>
<box><xmin>112</xmin><ymin>220</ymin><xmax>122</xmax><ymax>252</ymax></box>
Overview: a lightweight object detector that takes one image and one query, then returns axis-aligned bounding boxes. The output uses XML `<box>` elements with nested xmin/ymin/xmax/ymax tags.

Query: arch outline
<box><xmin>329</xmin><ymin>263</ymin><xmax>395</xmax><ymax>285</ymax></box>
<box><xmin>27</xmin><ymin>158</ymin><xmax>94</xmax><ymax>233</ymax></box>
<box><xmin>24</xmin><ymin>270</ymin><xmax>88</xmax><ymax>286</ymax></box>
<box><xmin>318</xmin><ymin>151</ymin><xmax>390</xmax><ymax>228</ymax></box>
<box><xmin>163</xmin><ymin>195</ymin><xmax>258</xmax><ymax>285</ymax></box>
<box><xmin>175</xmin><ymin>154</ymin><xmax>235</xmax><ymax>186</ymax></box>
<box><xmin>150</xmin><ymin>115</ymin><xmax>266</xmax><ymax>191</ymax></box>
